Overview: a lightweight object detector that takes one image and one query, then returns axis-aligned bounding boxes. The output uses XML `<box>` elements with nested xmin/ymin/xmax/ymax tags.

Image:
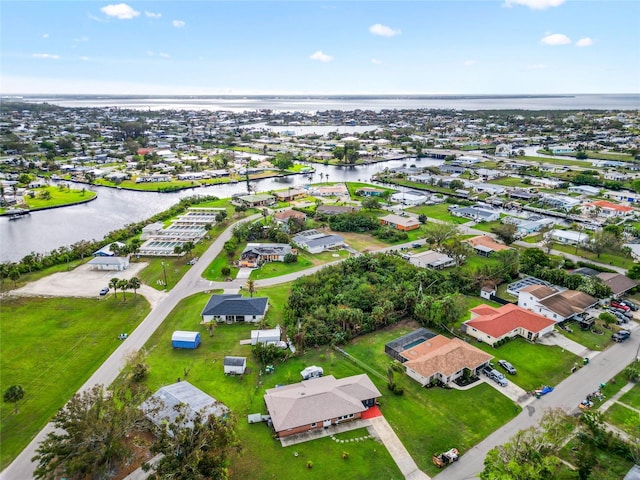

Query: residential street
<box><xmin>2</xmin><ymin>212</ymin><xmax>637</xmax><ymax>479</ymax></box>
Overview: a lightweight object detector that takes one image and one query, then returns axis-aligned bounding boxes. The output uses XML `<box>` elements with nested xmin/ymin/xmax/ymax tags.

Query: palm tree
<box><xmin>109</xmin><ymin>278</ymin><xmax>119</xmax><ymax>299</ymax></box>
<box><xmin>128</xmin><ymin>277</ymin><xmax>141</xmax><ymax>296</ymax></box>
<box><xmin>246</xmin><ymin>279</ymin><xmax>256</xmax><ymax>297</ymax></box>
<box><xmin>117</xmin><ymin>279</ymin><xmax>128</xmax><ymax>301</ymax></box>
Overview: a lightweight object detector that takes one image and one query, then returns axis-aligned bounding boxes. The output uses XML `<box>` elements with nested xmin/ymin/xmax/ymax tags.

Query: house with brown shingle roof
<box><xmin>596</xmin><ymin>272</ymin><xmax>637</xmax><ymax>298</ymax></box>
<box><xmin>464</xmin><ymin>235</ymin><xmax>511</xmax><ymax>257</ymax></box>
<box><xmin>401</xmin><ymin>335</ymin><xmax>493</xmax><ymax>387</ymax></box>
<box><xmin>518</xmin><ymin>285</ymin><xmax>597</xmax><ymax>322</ymax></box>
<box><xmin>463</xmin><ymin>304</ymin><xmax>556</xmax><ymax>346</ymax></box>
<box><xmin>379</xmin><ymin>213</ymin><xmax>420</xmax><ymax>231</ymax></box>
<box><xmin>263</xmin><ymin>374</ymin><xmax>381</xmax><ymax>438</ymax></box>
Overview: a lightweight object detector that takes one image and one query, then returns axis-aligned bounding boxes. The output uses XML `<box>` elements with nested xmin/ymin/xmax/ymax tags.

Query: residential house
<box><xmin>390</xmin><ymin>191</ymin><xmax>429</xmax><ymax>205</ymax></box>
<box><xmin>508</xmin><ymin>190</ymin><xmax>539</xmax><ymax>201</ymax></box>
<box><xmin>263</xmin><ymin>374</ymin><xmax>381</xmax><ymax>438</ymax></box>
<box><xmin>401</xmin><ymin>335</ymin><xmax>493</xmax><ymax>387</ymax></box>
<box><xmin>314</xmin><ymin>184</ymin><xmax>349</xmax><ymax>197</ymax></box>
<box><xmin>568</xmin><ymin>185</ymin><xmax>601</xmax><ymax>196</ymax></box>
<box><xmin>518</xmin><ymin>285</ymin><xmax>597</xmax><ymax>322</ymax></box>
<box><xmin>546</xmin><ymin>229</ymin><xmax>589</xmax><ymax>246</ymax></box>
<box><xmin>583</xmin><ymin>200</ymin><xmax>634</xmax><ymax>218</ymax></box>
<box><xmin>596</xmin><ymin>272</ymin><xmax>637</xmax><ymax>298</ymax></box>
<box><xmin>316</xmin><ymin>205</ymin><xmax>361</xmax><ymax>216</ymax></box>
<box><xmin>449</xmin><ymin>206</ymin><xmax>500</xmax><ymax>222</ymax></box>
<box><xmin>93</xmin><ymin>241</ymin><xmax>126</xmax><ymax>257</ymax></box>
<box><xmin>540</xmin><ymin>194</ymin><xmax>582</xmax><ymax>211</ymax></box>
<box><xmin>409</xmin><ymin>250</ymin><xmax>457</xmax><ymax>270</ymax></box>
<box><xmin>140</xmin><ymin>381</ymin><xmax>228</xmax><ymax>429</ymax></box>
<box><xmin>233</xmin><ymin>194</ymin><xmax>276</xmax><ymax>208</ymax></box>
<box><xmin>379</xmin><ymin>213</ymin><xmax>421</xmax><ymax>231</ymax></box>
<box><xmin>240</xmin><ymin>243</ymin><xmax>293</xmax><ymax>267</ymax></box>
<box><xmin>275</xmin><ymin>189</ymin><xmax>307</xmax><ymax>202</ymax></box>
<box><xmin>464</xmin><ymin>235</ymin><xmax>511</xmax><ymax>256</ymax></box>
<box><xmin>292</xmin><ymin>229</ymin><xmax>345</xmax><ymax>254</ymax></box>
<box><xmin>356</xmin><ymin>187</ymin><xmax>385</xmax><ymax>197</ymax></box>
<box><xmin>463</xmin><ymin>304</ymin><xmax>556</xmax><ymax>346</ymax></box>
<box><xmin>201</xmin><ymin>294</ymin><xmax>269</xmax><ymax>323</ymax></box>
<box><xmin>472</xmin><ymin>183</ymin><xmax>506</xmax><ymax>196</ymax></box>
<box><xmin>273</xmin><ymin>209</ymin><xmax>307</xmax><ymax>232</ymax></box>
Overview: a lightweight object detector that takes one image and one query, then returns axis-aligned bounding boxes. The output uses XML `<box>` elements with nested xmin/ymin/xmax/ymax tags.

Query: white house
<box><xmin>409</xmin><ymin>250</ymin><xmax>457</xmax><ymax>270</ymax></box>
<box><xmin>87</xmin><ymin>256</ymin><xmax>129</xmax><ymax>271</ymax></box>
<box><xmin>546</xmin><ymin>229</ymin><xmax>589</xmax><ymax>246</ymax></box>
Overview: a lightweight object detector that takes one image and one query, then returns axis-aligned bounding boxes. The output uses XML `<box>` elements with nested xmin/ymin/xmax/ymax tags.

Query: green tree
<box><xmin>422</xmin><ymin>222</ymin><xmax>460</xmax><ymax>248</ymax></box>
<box><xmin>128</xmin><ymin>277</ymin><xmax>141</xmax><ymax>296</ymax></box>
<box><xmin>109</xmin><ymin>277</ymin><xmax>119</xmax><ymax>299</ymax></box>
<box><xmin>32</xmin><ymin>384</ymin><xmax>149</xmax><ymax>480</ymax></box>
<box><xmin>361</xmin><ymin>196</ymin><xmax>380</xmax><ymax>210</ymax></box>
<box><xmin>117</xmin><ymin>279</ymin><xmax>129</xmax><ymax>301</ymax></box>
<box><xmin>144</xmin><ymin>406</ymin><xmax>241</xmax><ymax>480</ymax></box>
<box><xmin>3</xmin><ymin>385</ymin><xmax>25</xmax><ymax>414</ymax></box>
<box><xmin>8</xmin><ymin>268</ymin><xmax>20</xmax><ymax>288</ymax></box>
<box><xmin>491</xmin><ymin>223</ymin><xmax>518</xmax><ymax>245</ymax></box>
<box><xmin>271</xmin><ymin>152</ymin><xmax>294</xmax><ymax>170</ymax></box>
<box><xmin>181</xmin><ymin>241</ymin><xmax>195</xmax><ymax>259</ymax></box>
<box><xmin>627</xmin><ymin>263</ymin><xmax>640</xmax><ymax>280</ymax></box>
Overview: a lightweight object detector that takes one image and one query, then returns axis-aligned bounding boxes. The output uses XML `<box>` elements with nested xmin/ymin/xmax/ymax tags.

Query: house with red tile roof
<box><xmin>400</xmin><ymin>335</ymin><xmax>493</xmax><ymax>386</ymax></box>
<box><xmin>583</xmin><ymin>200</ymin><xmax>634</xmax><ymax>218</ymax></box>
<box><xmin>463</xmin><ymin>304</ymin><xmax>556</xmax><ymax>346</ymax></box>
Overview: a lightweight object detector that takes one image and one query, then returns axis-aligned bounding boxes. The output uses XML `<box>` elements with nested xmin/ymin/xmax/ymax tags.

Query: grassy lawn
<box><xmin>472</xmin><ymin>338</ymin><xmax>580</xmax><ymax>392</ymax></box>
<box><xmin>549</xmin><ymin>243</ymin><xmax>634</xmax><ymax>270</ymax></box>
<box><xmin>338</xmin><ymin>231</ymin><xmax>388</xmax><ymax>252</ymax></box>
<box><xmin>22</xmin><ymin>186</ymin><xmax>97</xmax><ymax>209</ymax></box>
<box><xmin>141</xmin><ymin>293</ymin><xmax>401</xmax><ymax>480</ymax></box>
<box><xmin>487</xmin><ymin>177</ymin><xmax>530</xmax><ymax>188</ymax></box>
<box><xmin>345</xmin><ymin>181</ymin><xmax>396</xmax><ymax>198</ymax></box>
<box><xmin>618</xmin><ymin>382</ymin><xmax>640</xmax><ymax>410</ymax></box>
<box><xmin>604</xmin><ymin>403</ymin><xmax>640</xmax><ymax>438</ymax></box>
<box><xmin>556</xmin><ymin>321</ymin><xmax>610</xmax><ymax>351</ymax></box>
<box><xmin>0</xmin><ymin>295</ymin><xmax>150</xmax><ymax>469</ymax></box>
<box><xmin>468</xmin><ymin>220</ymin><xmax>502</xmax><ymax>233</ymax></box>
<box><xmin>136</xmin><ymin>256</ymin><xmax>193</xmax><ymax>290</ymax></box>
<box><xmin>342</xmin><ymin>322</ymin><xmax>520</xmax><ymax>476</ymax></box>
<box><xmin>407</xmin><ymin>203</ymin><xmax>472</xmax><ymax>224</ymax></box>
<box><xmin>250</xmin><ymin>249</ymin><xmax>349</xmax><ymax>280</ymax></box>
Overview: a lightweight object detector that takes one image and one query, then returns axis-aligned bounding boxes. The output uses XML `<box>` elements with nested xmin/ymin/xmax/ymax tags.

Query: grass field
<box><xmin>618</xmin><ymin>382</ymin><xmax>640</xmax><ymax>409</ymax></box>
<box><xmin>407</xmin><ymin>203</ymin><xmax>472</xmax><ymax>224</ymax></box>
<box><xmin>549</xmin><ymin>243</ymin><xmax>634</xmax><ymax>270</ymax></box>
<box><xmin>605</xmin><ymin>402</ymin><xmax>640</xmax><ymax>438</ymax></box>
<box><xmin>22</xmin><ymin>186</ymin><xmax>97</xmax><ymax>209</ymax></box>
<box><xmin>0</xmin><ymin>295</ymin><xmax>150</xmax><ymax>469</ymax></box>
<box><xmin>556</xmin><ymin>321</ymin><xmax>612</xmax><ymax>351</ymax></box>
<box><xmin>250</xmin><ymin>249</ymin><xmax>349</xmax><ymax>280</ymax></box>
<box><xmin>140</xmin><ymin>295</ymin><xmax>518</xmax><ymax>478</ymax></box>
<box><xmin>472</xmin><ymin>338</ymin><xmax>580</xmax><ymax>392</ymax></box>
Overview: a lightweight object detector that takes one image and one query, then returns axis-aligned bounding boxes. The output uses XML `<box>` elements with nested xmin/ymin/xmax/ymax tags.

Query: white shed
<box><xmin>250</xmin><ymin>324</ymin><xmax>281</xmax><ymax>345</ymax></box>
<box><xmin>301</xmin><ymin>365</ymin><xmax>324</xmax><ymax>380</ymax></box>
<box><xmin>224</xmin><ymin>356</ymin><xmax>247</xmax><ymax>375</ymax></box>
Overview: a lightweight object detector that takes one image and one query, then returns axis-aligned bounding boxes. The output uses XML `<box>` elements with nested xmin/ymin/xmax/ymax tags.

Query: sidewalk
<box><xmin>537</xmin><ymin>330</ymin><xmax>593</xmax><ymax>358</ymax></box>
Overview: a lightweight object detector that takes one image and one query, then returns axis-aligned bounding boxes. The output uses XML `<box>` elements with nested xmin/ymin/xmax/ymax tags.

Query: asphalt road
<box><xmin>2</xmin><ymin>212</ymin><xmax>636</xmax><ymax>479</ymax></box>
<box><xmin>433</xmin><ymin>331</ymin><xmax>640</xmax><ymax>480</ymax></box>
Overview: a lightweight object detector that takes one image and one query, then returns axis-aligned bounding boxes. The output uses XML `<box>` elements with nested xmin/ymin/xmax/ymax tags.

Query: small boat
<box><xmin>6</xmin><ymin>208</ymin><xmax>30</xmax><ymax>220</ymax></box>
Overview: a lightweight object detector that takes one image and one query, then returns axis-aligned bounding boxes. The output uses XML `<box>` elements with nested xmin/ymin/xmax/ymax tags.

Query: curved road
<box><xmin>2</xmin><ymin>213</ymin><xmax>636</xmax><ymax>479</ymax></box>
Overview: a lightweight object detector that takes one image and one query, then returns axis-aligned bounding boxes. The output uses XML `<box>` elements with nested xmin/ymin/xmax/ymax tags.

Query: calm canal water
<box><xmin>0</xmin><ymin>157</ymin><xmax>442</xmax><ymax>262</ymax></box>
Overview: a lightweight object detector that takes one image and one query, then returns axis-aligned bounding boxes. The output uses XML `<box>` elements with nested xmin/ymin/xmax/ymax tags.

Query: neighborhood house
<box><xmin>263</xmin><ymin>374</ymin><xmax>381</xmax><ymax>438</ymax></box>
<box><xmin>201</xmin><ymin>294</ymin><xmax>269</xmax><ymax>323</ymax></box>
<box><xmin>240</xmin><ymin>243</ymin><xmax>293</xmax><ymax>268</ymax></box>
<box><xmin>292</xmin><ymin>229</ymin><xmax>345</xmax><ymax>254</ymax></box>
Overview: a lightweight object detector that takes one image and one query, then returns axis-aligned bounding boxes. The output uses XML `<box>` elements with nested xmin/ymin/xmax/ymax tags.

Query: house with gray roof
<box><xmin>449</xmin><ymin>206</ymin><xmax>500</xmax><ymax>222</ymax></box>
<box><xmin>240</xmin><ymin>243</ymin><xmax>292</xmax><ymax>268</ymax></box>
<box><xmin>292</xmin><ymin>229</ymin><xmax>344</xmax><ymax>254</ymax></box>
<box><xmin>263</xmin><ymin>374</ymin><xmax>381</xmax><ymax>438</ymax></box>
<box><xmin>201</xmin><ymin>294</ymin><xmax>269</xmax><ymax>323</ymax></box>
<box><xmin>87</xmin><ymin>256</ymin><xmax>129</xmax><ymax>271</ymax></box>
<box><xmin>140</xmin><ymin>381</ymin><xmax>228</xmax><ymax>430</ymax></box>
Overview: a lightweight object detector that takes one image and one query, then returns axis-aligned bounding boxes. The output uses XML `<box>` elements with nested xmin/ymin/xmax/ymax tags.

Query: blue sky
<box><xmin>1</xmin><ymin>0</ymin><xmax>639</xmax><ymax>95</ymax></box>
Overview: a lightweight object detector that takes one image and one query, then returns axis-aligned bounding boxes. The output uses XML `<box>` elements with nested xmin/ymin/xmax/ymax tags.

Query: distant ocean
<box><xmin>11</xmin><ymin>94</ymin><xmax>640</xmax><ymax>112</ymax></box>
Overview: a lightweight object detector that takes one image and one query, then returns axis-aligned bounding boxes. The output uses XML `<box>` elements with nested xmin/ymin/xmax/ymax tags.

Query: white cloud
<box><xmin>526</xmin><ymin>64</ymin><xmax>547</xmax><ymax>70</ymax></box>
<box><xmin>79</xmin><ymin>56</ymin><xmax>90</xmax><ymax>61</ymax></box>
<box><xmin>463</xmin><ymin>60</ymin><xmax>477</xmax><ymax>66</ymax></box>
<box><xmin>541</xmin><ymin>33</ymin><xmax>571</xmax><ymax>45</ymax></box>
<box><xmin>503</xmin><ymin>0</ymin><xmax>565</xmax><ymax>9</ymax></box>
<box><xmin>576</xmin><ymin>37</ymin><xmax>593</xmax><ymax>47</ymax></box>
<box><xmin>369</xmin><ymin>23</ymin><xmax>401</xmax><ymax>37</ymax></box>
<box><xmin>145</xmin><ymin>11</ymin><xmax>162</xmax><ymax>18</ymax></box>
<box><xmin>100</xmin><ymin>3</ymin><xmax>140</xmax><ymax>20</ymax></box>
<box><xmin>42</xmin><ymin>33</ymin><xmax>49</xmax><ymax>38</ymax></box>
<box><xmin>32</xmin><ymin>53</ymin><xmax>60</xmax><ymax>60</ymax></box>
<box><xmin>310</xmin><ymin>51</ymin><xmax>333</xmax><ymax>62</ymax></box>
<box><xmin>88</xmin><ymin>13</ymin><xmax>104</xmax><ymax>22</ymax></box>
<box><xmin>371</xmin><ymin>58</ymin><xmax>383</xmax><ymax>65</ymax></box>
<box><xmin>159</xmin><ymin>52</ymin><xmax>170</xmax><ymax>58</ymax></box>
<box><xmin>172</xmin><ymin>20</ymin><xmax>186</xmax><ymax>28</ymax></box>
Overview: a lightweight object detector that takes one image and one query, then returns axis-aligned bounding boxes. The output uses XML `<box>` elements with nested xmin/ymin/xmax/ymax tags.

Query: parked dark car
<box><xmin>612</xmin><ymin>330</ymin><xmax>631</xmax><ymax>342</ymax></box>
<box><xmin>498</xmin><ymin>359</ymin><xmax>517</xmax><ymax>375</ymax></box>
<box><xmin>620</xmin><ymin>299</ymin><xmax>638</xmax><ymax>311</ymax></box>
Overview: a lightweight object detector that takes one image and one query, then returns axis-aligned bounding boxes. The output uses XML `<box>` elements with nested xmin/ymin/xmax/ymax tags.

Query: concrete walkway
<box><xmin>599</xmin><ymin>381</ymin><xmax>635</xmax><ymax>413</ymax></box>
<box><xmin>368</xmin><ymin>416</ymin><xmax>431</xmax><ymax>480</ymax></box>
<box><xmin>279</xmin><ymin>419</ymin><xmax>372</xmax><ymax>447</ymax></box>
<box><xmin>480</xmin><ymin>377</ymin><xmax>533</xmax><ymax>405</ymax></box>
<box><xmin>537</xmin><ymin>330</ymin><xmax>593</xmax><ymax>358</ymax></box>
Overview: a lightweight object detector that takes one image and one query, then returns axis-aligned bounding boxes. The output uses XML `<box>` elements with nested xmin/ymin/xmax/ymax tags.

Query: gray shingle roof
<box><xmin>201</xmin><ymin>294</ymin><xmax>268</xmax><ymax>317</ymax></box>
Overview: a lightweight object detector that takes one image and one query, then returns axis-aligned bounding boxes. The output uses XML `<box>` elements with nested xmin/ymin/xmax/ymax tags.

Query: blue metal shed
<box><xmin>172</xmin><ymin>331</ymin><xmax>201</xmax><ymax>349</ymax></box>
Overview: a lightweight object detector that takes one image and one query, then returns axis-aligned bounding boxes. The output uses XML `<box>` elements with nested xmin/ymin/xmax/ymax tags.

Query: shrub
<box><xmin>221</xmin><ymin>266</ymin><xmax>231</xmax><ymax>276</ymax></box>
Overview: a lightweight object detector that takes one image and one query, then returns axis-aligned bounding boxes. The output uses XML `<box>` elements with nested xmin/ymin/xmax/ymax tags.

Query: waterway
<box><xmin>0</xmin><ymin>157</ymin><xmax>443</xmax><ymax>262</ymax></box>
